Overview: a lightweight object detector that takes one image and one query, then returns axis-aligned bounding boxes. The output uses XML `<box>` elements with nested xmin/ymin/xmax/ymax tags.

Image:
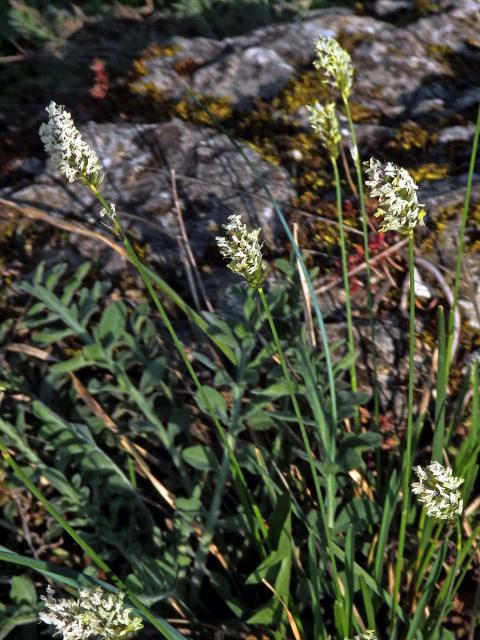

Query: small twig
<box><xmin>0</xmin><ymin>54</ymin><xmax>26</xmax><ymax>63</ymax></box>
<box><xmin>315</xmin><ymin>237</ymin><xmax>409</xmax><ymax>294</ymax></box>
<box><xmin>414</xmin><ymin>256</ymin><xmax>461</xmax><ymax>361</ymax></box>
<box><xmin>171</xmin><ymin>170</ymin><xmax>214</xmax><ymax>312</ymax></box>
<box><xmin>14</xmin><ymin>491</ymin><xmax>39</xmax><ymax>559</ymax></box>
<box><xmin>340</xmin><ymin>142</ymin><xmax>357</xmax><ymax>197</ymax></box>
<box><xmin>176</xmin><ymin>236</ymin><xmax>202</xmax><ymax>312</ymax></box>
<box><xmin>0</xmin><ymin>198</ymin><xmax>125</xmax><ymax>256</ymax></box>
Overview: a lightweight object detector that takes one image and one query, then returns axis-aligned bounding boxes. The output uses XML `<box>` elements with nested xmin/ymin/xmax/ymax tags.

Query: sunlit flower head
<box><xmin>412</xmin><ymin>462</ymin><xmax>464</xmax><ymax>522</ymax></box>
<box><xmin>216</xmin><ymin>214</ymin><xmax>267</xmax><ymax>289</ymax></box>
<box><xmin>39</xmin><ymin>101</ymin><xmax>103</xmax><ymax>190</ymax></box>
<box><xmin>365</xmin><ymin>158</ymin><xmax>427</xmax><ymax>233</ymax></box>
<box><xmin>39</xmin><ymin>586</ymin><xmax>143</xmax><ymax>639</ymax></box>
<box><xmin>313</xmin><ymin>36</ymin><xmax>353</xmax><ymax>99</ymax></box>
<box><xmin>345</xmin><ymin>632</ymin><xmax>377</xmax><ymax>640</ymax></box>
<box><xmin>307</xmin><ymin>102</ymin><xmax>341</xmax><ymax>160</ymax></box>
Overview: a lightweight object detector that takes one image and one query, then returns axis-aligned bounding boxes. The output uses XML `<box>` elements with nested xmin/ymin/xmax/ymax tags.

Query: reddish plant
<box><xmin>89</xmin><ymin>58</ymin><xmax>109</xmax><ymax>100</ymax></box>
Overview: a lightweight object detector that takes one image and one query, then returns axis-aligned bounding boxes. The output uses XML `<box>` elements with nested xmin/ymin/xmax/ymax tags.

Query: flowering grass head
<box><xmin>345</xmin><ymin>632</ymin><xmax>377</xmax><ymax>640</ymax></box>
<box><xmin>365</xmin><ymin>158</ymin><xmax>427</xmax><ymax>233</ymax></box>
<box><xmin>412</xmin><ymin>462</ymin><xmax>464</xmax><ymax>522</ymax></box>
<box><xmin>216</xmin><ymin>213</ymin><xmax>267</xmax><ymax>289</ymax></box>
<box><xmin>313</xmin><ymin>36</ymin><xmax>353</xmax><ymax>99</ymax></box>
<box><xmin>307</xmin><ymin>102</ymin><xmax>341</xmax><ymax>160</ymax></box>
<box><xmin>39</xmin><ymin>586</ymin><xmax>143</xmax><ymax>639</ymax></box>
<box><xmin>39</xmin><ymin>101</ymin><xmax>103</xmax><ymax>190</ymax></box>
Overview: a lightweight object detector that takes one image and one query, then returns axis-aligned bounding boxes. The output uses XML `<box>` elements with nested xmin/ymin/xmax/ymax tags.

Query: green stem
<box><xmin>446</xmin><ymin>103</ymin><xmax>480</xmax><ymax>374</ymax></box>
<box><xmin>332</xmin><ymin>157</ymin><xmax>358</xmax><ymax>399</ymax></box>
<box><xmin>0</xmin><ymin>441</ymin><xmax>180</xmax><ymax>639</ymax></box>
<box><xmin>343</xmin><ymin>98</ymin><xmax>380</xmax><ymax>429</ymax></box>
<box><xmin>390</xmin><ymin>231</ymin><xmax>416</xmax><ymax>633</ymax></box>
<box><xmin>427</xmin><ymin>520</ymin><xmax>462</xmax><ymax>639</ymax></box>
<box><xmin>257</xmin><ymin>287</ymin><xmax>346</xmax><ymax>634</ymax></box>
<box><xmin>124</xmin><ymin>236</ymin><xmax>269</xmax><ymax>555</ymax></box>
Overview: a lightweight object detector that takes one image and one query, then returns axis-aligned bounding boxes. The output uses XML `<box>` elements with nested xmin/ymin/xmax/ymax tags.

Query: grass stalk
<box><xmin>343</xmin><ymin>98</ymin><xmax>380</xmax><ymax>428</ymax></box>
<box><xmin>257</xmin><ymin>287</ymin><xmax>346</xmax><ymax>635</ymax></box>
<box><xmin>332</xmin><ymin>157</ymin><xmax>358</xmax><ymax>399</ymax></box>
<box><xmin>446</xmin><ymin>103</ymin><xmax>480</xmax><ymax>373</ymax></box>
<box><xmin>390</xmin><ymin>230</ymin><xmax>416</xmax><ymax>633</ymax></box>
<box><xmin>426</xmin><ymin>520</ymin><xmax>462</xmax><ymax>639</ymax></box>
<box><xmin>184</xmin><ymin>87</ymin><xmax>339</xmax><ymax>432</ymax></box>
<box><xmin>122</xmin><ymin>234</ymin><xmax>269</xmax><ymax>556</ymax></box>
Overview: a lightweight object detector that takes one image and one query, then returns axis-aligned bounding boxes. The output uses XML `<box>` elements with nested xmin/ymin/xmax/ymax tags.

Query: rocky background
<box><xmin>1</xmin><ymin>0</ymin><xmax>480</xmax><ymax>426</ymax></box>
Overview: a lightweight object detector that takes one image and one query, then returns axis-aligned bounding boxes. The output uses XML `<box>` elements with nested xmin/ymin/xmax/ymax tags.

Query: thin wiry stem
<box><xmin>332</xmin><ymin>157</ymin><xmax>358</xmax><ymax>398</ymax></box>
<box><xmin>427</xmin><ymin>520</ymin><xmax>463</xmax><ymax>638</ymax></box>
<box><xmin>257</xmin><ymin>287</ymin><xmax>346</xmax><ymax>634</ymax></box>
<box><xmin>446</xmin><ymin>103</ymin><xmax>480</xmax><ymax>373</ymax></box>
<box><xmin>390</xmin><ymin>231</ymin><xmax>416</xmax><ymax>633</ymax></box>
<box><xmin>343</xmin><ymin>98</ymin><xmax>380</xmax><ymax>428</ymax></box>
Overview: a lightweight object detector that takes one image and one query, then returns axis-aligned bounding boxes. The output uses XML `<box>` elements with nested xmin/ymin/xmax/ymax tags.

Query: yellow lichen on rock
<box><xmin>409</xmin><ymin>163</ymin><xmax>449</xmax><ymax>182</ymax></box>
<box><xmin>390</xmin><ymin>121</ymin><xmax>433</xmax><ymax>151</ymax></box>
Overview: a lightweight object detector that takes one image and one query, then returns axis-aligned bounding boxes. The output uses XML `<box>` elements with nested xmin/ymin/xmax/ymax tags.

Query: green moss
<box><xmin>271</xmin><ymin>69</ymin><xmax>332</xmax><ymax>115</ymax></box>
<box><xmin>174</xmin><ymin>95</ymin><xmax>233</xmax><ymax>125</ymax></box>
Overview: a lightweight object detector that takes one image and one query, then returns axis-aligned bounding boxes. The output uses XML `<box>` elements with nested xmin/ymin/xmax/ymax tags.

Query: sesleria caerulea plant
<box><xmin>1</xmin><ymin>37</ymin><xmax>480</xmax><ymax>640</ymax></box>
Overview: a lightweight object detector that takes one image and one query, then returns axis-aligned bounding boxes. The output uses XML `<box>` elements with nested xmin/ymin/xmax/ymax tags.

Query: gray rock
<box><xmin>437</xmin><ymin>125</ymin><xmax>476</xmax><ymax>145</ymax></box>
<box><xmin>374</xmin><ymin>0</ymin><xmax>414</xmax><ymax>18</ymax></box>
<box><xmin>130</xmin><ymin>8</ymin><xmax>352</xmax><ymax>110</ymax></box>
<box><xmin>411</xmin><ymin>99</ymin><xmax>445</xmax><ymax>117</ymax></box>
<box><xmin>193</xmin><ymin>46</ymin><xmax>294</xmax><ymax>109</ymax></box>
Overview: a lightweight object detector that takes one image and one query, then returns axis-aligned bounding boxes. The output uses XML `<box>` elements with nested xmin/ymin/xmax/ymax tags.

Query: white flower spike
<box><xmin>39</xmin><ymin>586</ymin><xmax>143</xmax><ymax>639</ymax></box>
<box><xmin>39</xmin><ymin>102</ymin><xmax>103</xmax><ymax>190</ymax></box>
<box><xmin>345</xmin><ymin>632</ymin><xmax>377</xmax><ymax>640</ymax></box>
<box><xmin>365</xmin><ymin>158</ymin><xmax>427</xmax><ymax>233</ymax></box>
<box><xmin>412</xmin><ymin>462</ymin><xmax>464</xmax><ymax>522</ymax></box>
<box><xmin>313</xmin><ymin>36</ymin><xmax>353</xmax><ymax>99</ymax></box>
<box><xmin>307</xmin><ymin>101</ymin><xmax>342</xmax><ymax>160</ymax></box>
<box><xmin>216</xmin><ymin>214</ymin><xmax>267</xmax><ymax>289</ymax></box>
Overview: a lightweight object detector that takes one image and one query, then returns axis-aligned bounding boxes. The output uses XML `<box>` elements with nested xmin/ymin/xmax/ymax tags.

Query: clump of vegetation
<box><xmin>1</xmin><ymin>33</ymin><xmax>480</xmax><ymax>640</ymax></box>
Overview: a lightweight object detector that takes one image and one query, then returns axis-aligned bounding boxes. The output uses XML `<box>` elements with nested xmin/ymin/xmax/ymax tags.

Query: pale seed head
<box><xmin>39</xmin><ymin>586</ymin><xmax>143</xmax><ymax>639</ymax></box>
<box><xmin>39</xmin><ymin>101</ymin><xmax>103</xmax><ymax>190</ymax></box>
<box><xmin>216</xmin><ymin>214</ymin><xmax>267</xmax><ymax>289</ymax></box>
<box><xmin>412</xmin><ymin>462</ymin><xmax>464</xmax><ymax>522</ymax></box>
<box><xmin>307</xmin><ymin>102</ymin><xmax>341</xmax><ymax>160</ymax></box>
<box><xmin>313</xmin><ymin>36</ymin><xmax>353</xmax><ymax>99</ymax></box>
<box><xmin>365</xmin><ymin>157</ymin><xmax>427</xmax><ymax>233</ymax></box>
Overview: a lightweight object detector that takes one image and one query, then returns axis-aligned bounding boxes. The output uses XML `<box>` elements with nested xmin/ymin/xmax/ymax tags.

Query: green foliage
<box><xmin>0</xmin><ymin>256</ymin><xmax>369</xmax><ymax>636</ymax></box>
